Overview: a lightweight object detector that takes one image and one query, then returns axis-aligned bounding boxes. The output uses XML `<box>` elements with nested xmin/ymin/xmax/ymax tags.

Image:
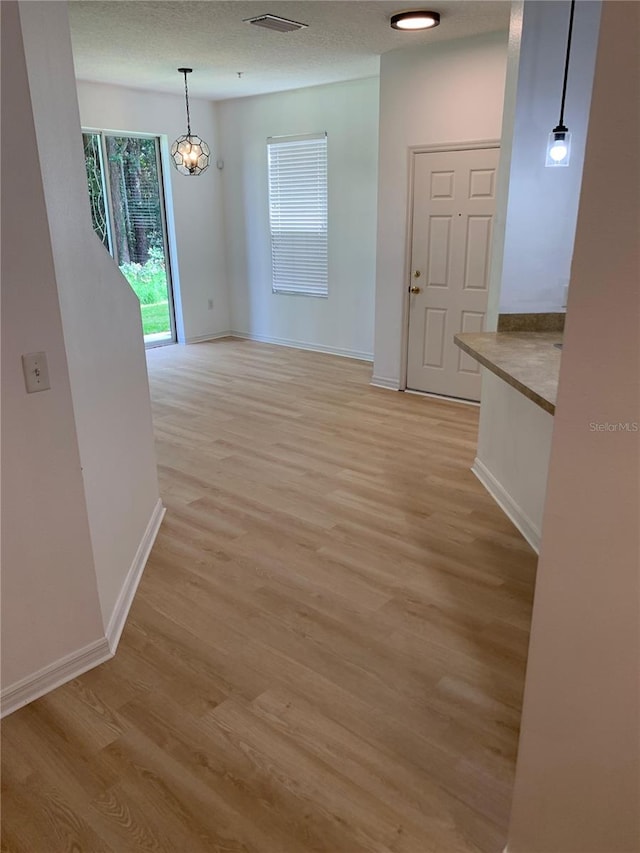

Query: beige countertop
<box><xmin>454</xmin><ymin>331</ymin><xmax>562</xmax><ymax>415</ymax></box>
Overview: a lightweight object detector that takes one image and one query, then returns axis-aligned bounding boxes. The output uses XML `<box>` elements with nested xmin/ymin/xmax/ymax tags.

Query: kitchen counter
<box><xmin>454</xmin><ymin>331</ymin><xmax>562</xmax><ymax>415</ymax></box>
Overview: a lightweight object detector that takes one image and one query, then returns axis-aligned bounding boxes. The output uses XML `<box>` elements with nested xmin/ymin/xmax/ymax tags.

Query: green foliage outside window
<box><xmin>119</xmin><ymin>246</ymin><xmax>168</xmax><ymax>305</ymax></box>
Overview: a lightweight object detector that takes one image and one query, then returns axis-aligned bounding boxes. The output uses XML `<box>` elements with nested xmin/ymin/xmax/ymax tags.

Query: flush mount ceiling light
<box><xmin>171</xmin><ymin>68</ymin><xmax>210</xmax><ymax>176</ymax></box>
<box><xmin>390</xmin><ymin>10</ymin><xmax>440</xmax><ymax>30</ymax></box>
<box><xmin>546</xmin><ymin>0</ymin><xmax>575</xmax><ymax>167</ymax></box>
<box><xmin>244</xmin><ymin>14</ymin><xmax>308</xmax><ymax>33</ymax></box>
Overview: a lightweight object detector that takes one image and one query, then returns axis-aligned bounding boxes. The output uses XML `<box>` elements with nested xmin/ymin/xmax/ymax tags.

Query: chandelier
<box><xmin>171</xmin><ymin>67</ymin><xmax>210</xmax><ymax>176</ymax></box>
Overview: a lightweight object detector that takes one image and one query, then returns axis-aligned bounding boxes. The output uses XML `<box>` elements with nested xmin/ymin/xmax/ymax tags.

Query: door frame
<box><xmin>399</xmin><ymin>139</ymin><xmax>501</xmax><ymax>392</ymax></box>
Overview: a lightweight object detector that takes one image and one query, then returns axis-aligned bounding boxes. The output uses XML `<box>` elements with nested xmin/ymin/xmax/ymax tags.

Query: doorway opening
<box><xmin>82</xmin><ymin>131</ymin><xmax>177</xmax><ymax>347</ymax></box>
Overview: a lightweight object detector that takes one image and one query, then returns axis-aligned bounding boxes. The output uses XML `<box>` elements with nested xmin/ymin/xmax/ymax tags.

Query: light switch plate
<box><xmin>22</xmin><ymin>351</ymin><xmax>50</xmax><ymax>393</ymax></box>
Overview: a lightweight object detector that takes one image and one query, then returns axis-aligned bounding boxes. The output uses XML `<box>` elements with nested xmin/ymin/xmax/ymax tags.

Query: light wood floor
<box><xmin>1</xmin><ymin>340</ymin><xmax>537</xmax><ymax>853</ymax></box>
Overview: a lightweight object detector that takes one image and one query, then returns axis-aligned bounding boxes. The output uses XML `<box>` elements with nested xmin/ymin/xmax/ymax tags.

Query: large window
<box><xmin>82</xmin><ymin>131</ymin><xmax>176</xmax><ymax>346</ymax></box>
<box><xmin>267</xmin><ymin>132</ymin><xmax>328</xmax><ymax>297</ymax></box>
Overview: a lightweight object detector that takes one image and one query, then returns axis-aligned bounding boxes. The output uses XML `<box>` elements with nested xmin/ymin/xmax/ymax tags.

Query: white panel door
<box><xmin>406</xmin><ymin>147</ymin><xmax>499</xmax><ymax>401</ymax></box>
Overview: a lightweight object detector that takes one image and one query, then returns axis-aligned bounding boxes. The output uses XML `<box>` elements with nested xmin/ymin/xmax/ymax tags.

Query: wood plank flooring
<box><xmin>1</xmin><ymin>339</ymin><xmax>537</xmax><ymax>853</ymax></box>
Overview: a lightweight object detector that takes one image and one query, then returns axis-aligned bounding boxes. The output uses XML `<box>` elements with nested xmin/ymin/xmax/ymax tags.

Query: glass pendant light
<box><xmin>546</xmin><ymin>0</ymin><xmax>576</xmax><ymax>168</ymax></box>
<box><xmin>171</xmin><ymin>68</ymin><xmax>210</xmax><ymax>176</ymax></box>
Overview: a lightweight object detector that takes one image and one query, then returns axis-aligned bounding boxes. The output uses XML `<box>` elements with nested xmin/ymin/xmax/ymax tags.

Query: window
<box><xmin>82</xmin><ymin>131</ymin><xmax>176</xmax><ymax>346</ymax></box>
<box><xmin>267</xmin><ymin>132</ymin><xmax>328</xmax><ymax>297</ymax></box>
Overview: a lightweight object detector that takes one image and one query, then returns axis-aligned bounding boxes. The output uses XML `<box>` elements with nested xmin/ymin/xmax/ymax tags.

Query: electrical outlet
<box><xmin>22</xmin><ymin>351</ymin><xmax>50</xmax><ymax>393</ymax></box>
<box><xmin>207</xmin><ymin>299</ymin><xmax>214</xmax><ymax>310</ymax></box>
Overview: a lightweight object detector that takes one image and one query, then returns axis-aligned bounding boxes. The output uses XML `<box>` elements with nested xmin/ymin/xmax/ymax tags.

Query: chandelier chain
<box><xmin>183</xmin><ymin>69</ymin><xmax>192</xmax><ymax>137</ymax></box>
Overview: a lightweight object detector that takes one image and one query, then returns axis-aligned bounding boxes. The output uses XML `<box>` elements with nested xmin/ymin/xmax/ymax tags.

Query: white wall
<box><xmin>19</xmin><ymin>1</ymin><xmax>161</xmax><ymax>631</ymax></box>
<box><xmin>474</xmin><ymin>371</ymin><xmax>554</xmax><ymax>552</ymax></box>
<box><xmin>76</xmin><ymin>80</ymin><xmax>230</xmax><ymax>343</ymax></box>
<box><xmin>1</xmin><ymin>1</ymin><xmax>105</xmax><ymax>689</ymax></box>
<box><xmin>373</xmin><ymin>31</ymin><xmax>508</xmax><ymax>387</ymax></box>
<box><xmin>498</xmin><ymin>0</ymin><xmax>601</xmax><ymax>314</ymax></box>
<box><xmin>217</xmin><ymin>77</ymin><xmax>379</xmax><ymax>360</ymax></box>
<box><xmin>507</xmin><ymin>2</ymin><xmax>640</xmax><ymax>848</ymax></box>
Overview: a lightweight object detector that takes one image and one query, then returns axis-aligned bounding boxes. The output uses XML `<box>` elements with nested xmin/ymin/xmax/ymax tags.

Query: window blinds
<box><xmin>267</xmin><ymin>133</ymin><xmax>328</xmax><ymax>297</ymax></box>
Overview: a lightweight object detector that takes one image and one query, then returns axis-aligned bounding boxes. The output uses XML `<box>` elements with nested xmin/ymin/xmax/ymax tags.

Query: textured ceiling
<box><xmin>68</xmin><ymin>1</ymin><xmax>511</xmax><ymax>101</ymax></box>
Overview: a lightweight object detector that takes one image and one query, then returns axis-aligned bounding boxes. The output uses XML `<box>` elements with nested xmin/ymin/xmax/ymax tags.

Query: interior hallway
<box><xmin>1</xmin><ymin>340</ymin><xmax>536</xmax><ymax>853</ymax></box>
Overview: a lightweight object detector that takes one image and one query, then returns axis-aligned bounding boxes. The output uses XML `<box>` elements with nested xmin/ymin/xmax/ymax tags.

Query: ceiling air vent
<box><xmin>244</xmin><ymin>14</ymin><xmax>308</xmax><ymax>33</ymax></box>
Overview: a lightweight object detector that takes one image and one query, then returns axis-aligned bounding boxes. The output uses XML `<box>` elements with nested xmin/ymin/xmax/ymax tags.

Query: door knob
<box><xmin>410</xmin><ymin>286</ymin><xmax>422</xmax><ymax>294</ymax></box>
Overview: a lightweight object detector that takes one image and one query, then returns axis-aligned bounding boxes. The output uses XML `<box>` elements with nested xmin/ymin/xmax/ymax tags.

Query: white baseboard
<box><xmin>230</xmin><ymin>330</ymin><xmax>373</xmax><ymax>362</ymax></box>
<box><xmin>105</xmin><ymin>498</ymin><xmax>165</xmax><ymax>652</ymax></box>
<box><xmin>405</xmin><ymin>388</ymin><xmax>480</xmax><ymax>407</ymax></box>
<box><xmin>0</xmin><ymin>499</ymin><xmax>165</xmax><ymax>719</ymax></box>
<box><xmin>472</xmin><ymin>457</ymin><xmax>541</xmax><ymax>553</ymax></box>
<box><xmin>370</xmin><ymin>375</ymin><xmax>400</xmax><ymax>390</ymax></box>
<box><xmin>0</xmin><ymin>637</ymin><xmax>112</xmax><ymax>718</ymax></box>
<box><xmin>185</xmin><ymin>331</ymin><xmax>234</xmax><ymax>344</ymax></box>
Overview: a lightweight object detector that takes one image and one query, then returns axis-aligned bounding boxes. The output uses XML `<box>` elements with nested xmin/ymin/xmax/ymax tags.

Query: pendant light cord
<box><xmin>183</xmin><ymin>70</ymin><xmax>192</xmax><ymax>137</ymax></box>
<box><xmin>558</xmin><ymin>0</ymin><xmax>576</xmax><ymax>128</ymax></box>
